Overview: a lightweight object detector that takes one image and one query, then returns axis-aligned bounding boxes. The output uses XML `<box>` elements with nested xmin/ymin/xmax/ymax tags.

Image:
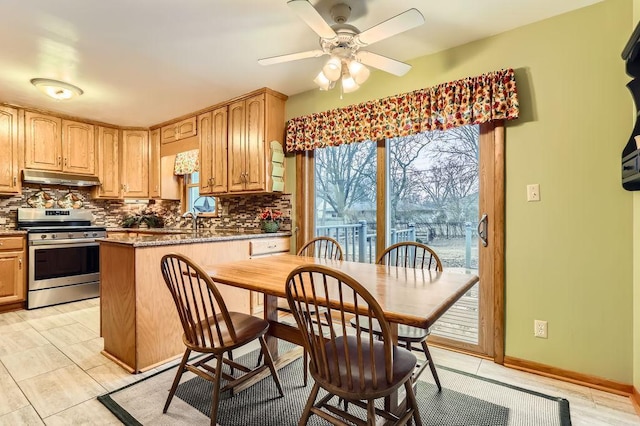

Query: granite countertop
<box><xmin>99</xmin><ymin>229</ymin><xmax>291</xmax><ymax>247</ymax></box>
<box><xmin>0</xmin><ymin>230</ymin><xmax>27</xmax><ymax>236</ymax></box>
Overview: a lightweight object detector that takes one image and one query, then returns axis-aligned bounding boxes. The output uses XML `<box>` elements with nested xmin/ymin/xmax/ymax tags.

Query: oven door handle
<box><xmin>29</xmin><ymin>240</ymin><xmax>100</xmax><ymax>248</ymax></box>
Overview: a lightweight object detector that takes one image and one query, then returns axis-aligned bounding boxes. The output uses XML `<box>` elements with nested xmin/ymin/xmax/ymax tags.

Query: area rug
<box><xmin>98</xmin><ymin>345</ymin><xmax>571</xmax><ymax>426</ymax></box>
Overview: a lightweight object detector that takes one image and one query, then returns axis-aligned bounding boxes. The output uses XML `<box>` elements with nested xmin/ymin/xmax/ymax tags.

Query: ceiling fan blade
<box><xmin>258</xmin><ymin>50</ymin><xmax>325</xmax><ymax>66</ymax></box>
<box><xmin>356</xmin><ymin>51</ymin><xmax>412</xmax><ymax>76</ymax></box>
<box><xmin>287</xmin><ymin>0</ymin><xmax>337</xmax><ymax>39</ymax></box>
<box><xmin>355</xmin><ymin>8</ymin><xmax>425</xmax><ymax>46</ymax></box>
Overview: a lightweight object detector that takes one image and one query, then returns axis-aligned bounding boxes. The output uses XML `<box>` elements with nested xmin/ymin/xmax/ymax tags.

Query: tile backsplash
<box><xmin>0</xmin><ymin>183</ymin><xmax>291</xmax><ymax>232</ymax></box>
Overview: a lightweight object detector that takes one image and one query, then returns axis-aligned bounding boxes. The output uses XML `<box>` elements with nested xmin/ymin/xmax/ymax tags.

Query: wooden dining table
<box><xmin>204</xmin><ymin>253</ymin><xmax>479</xmax><ymax>419</ymax></box>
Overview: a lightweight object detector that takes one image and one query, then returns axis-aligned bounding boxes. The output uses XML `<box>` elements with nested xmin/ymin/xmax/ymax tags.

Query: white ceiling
<box><xmin>0</xmin><ymin>0</ymin><xmax>601</xmax><ymax>127</ymax></box>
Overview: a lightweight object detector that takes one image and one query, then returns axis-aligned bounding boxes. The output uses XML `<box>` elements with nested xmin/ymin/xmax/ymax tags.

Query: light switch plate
<box><xmin>527</xmin><ymin>184</ymin><xmax>540</xmax><ymax>202</ymax></box>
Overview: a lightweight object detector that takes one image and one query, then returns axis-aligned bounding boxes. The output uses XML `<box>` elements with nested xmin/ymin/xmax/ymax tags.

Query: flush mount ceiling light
<box><xmin>30</xmin><ymin>78</ymin><xmax>84</xmax><ymax>100</ymax></box>
<box><xmin>258</xmin><ymin>1</ymin><xmax>425</xmax><ymax>94</ymax></box>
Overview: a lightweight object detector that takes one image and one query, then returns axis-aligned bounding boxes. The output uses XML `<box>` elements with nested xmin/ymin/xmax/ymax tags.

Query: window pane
<box><xmin>314</xmin><ymin>140</ymin><xmax>377</xmax><ymax>262</ymax></box>
<box><xmin>388</xmin><ymin>126</ymin><xmax>479</xmax><ymax>269</ymax></box>
<box><xmin>187</xmin><ymin>186</ymin><xmax>199</xmax><ymax>212</ymax></box>
<box><xmin>191</xmin><ymin>172</ymin><xmax>199</xmax><ymax>184</ymax></box>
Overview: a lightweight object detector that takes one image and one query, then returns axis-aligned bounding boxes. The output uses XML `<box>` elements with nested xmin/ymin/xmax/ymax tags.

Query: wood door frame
<box><xmin>294</xmin><ymin>121</ymin><xmax>506</xmax><ymax>362</ymax></box>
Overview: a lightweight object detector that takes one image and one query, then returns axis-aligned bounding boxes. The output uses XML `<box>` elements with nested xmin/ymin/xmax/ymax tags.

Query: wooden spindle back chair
<box><xmin>286</xmin><ymin>264</ymin><xmax>422</xmax><ymax>426</ymax></box>
<box><xmin>376</xmin><ymin>241</ymin><xmax>443</xmax><ymax>271</ymax></box>
<box><xmin>267</xmin><ymin>235</ymin><xmax>344</xmax><ymax>385</ymax></box>
<box><xmin>370</xmin><ymin>241</ymin><xmax>444</xmax><ymax>390</ymax></box>
<box><xmin>161</xmin><ymin>253</ymin><xmax>284</xmax><ymax>426</ymax></box>
<box><xmin>296</xmin><ymin>236</ymin><xmax>344</xmax><ymax>260</ymax></box>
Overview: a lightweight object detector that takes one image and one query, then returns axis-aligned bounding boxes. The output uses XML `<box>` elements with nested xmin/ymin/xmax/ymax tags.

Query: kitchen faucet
<box><xmin>181</xmin><ymin>211</ymin><xmax>199</xmax><ymax>230</ymax></box>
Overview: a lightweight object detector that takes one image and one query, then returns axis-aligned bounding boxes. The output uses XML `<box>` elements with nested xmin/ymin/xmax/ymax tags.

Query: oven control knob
<box><xmin>40</xmin><ymin>234</ymin><xmax>47</xmax><ymax>239</ymax></box>
<box><xmin>83</xmin><ymin>232</ymin><xmax>89</xmax><ymax>237</ymax></box>
<box><xmin>51</xmin><ymin>234</ymin><xmax>56</xmax><ymax>239</ymax></box>
<box><xmin>92</xmin><ymin>232</ymin><xmax>98</xmax><ymax>237</ymax></box>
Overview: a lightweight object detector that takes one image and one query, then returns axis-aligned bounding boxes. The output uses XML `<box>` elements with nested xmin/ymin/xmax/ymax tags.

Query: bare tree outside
<box><xmin>314</xmin><ymin>140</ymin><xmax>376</xmax><ymax>224</ymax></box>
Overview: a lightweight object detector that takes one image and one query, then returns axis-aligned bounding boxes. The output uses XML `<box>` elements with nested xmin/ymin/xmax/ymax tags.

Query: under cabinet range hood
<box><xmin>22</xmin><ymin>169</ymin><xmax>101</xmax><ymax>187</ymax></box>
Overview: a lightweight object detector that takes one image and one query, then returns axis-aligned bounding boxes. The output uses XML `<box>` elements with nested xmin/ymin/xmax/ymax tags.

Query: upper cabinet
<box><xmin>62</xmin><ymin>120</ymin><xmax>95</xmax><ymax>175</ymax></box>
<box><xmin>0</xmin><ymin>106</ymin><xmax>21</xmax><ymax>195</ymax></box>
<box><xmin>94</xmin><ymin>126</ymin><xmax>120</xmax><ymax>199</ymax></box>
<box><xmin>161</xmin><ymin>116</ymin><xmax>197</xmax><ymax>144</ymax></box>
<box><xmin>121</xmin><ymin>130</ymin><xmax>149</xmax><ymax>198</ymax></box>
<box><xmin>199</xmin><ymin>107</ymin><xmax>228</xmax><ymax>195</ymax></box>
<box><xmin>149</xmin><ymin>129</ymin><xmax>161</xmax><ymax>198</ymax></box>
<box><xmin>227</xmin><ymin>90</ymin><xmax>285</xmax><ymax>194</ymax></box>
<box><xmin>24</xmin><ymin>112</ymin><xmax>61</xmax><ymax>171</ymax></box>
<box><xmin>24</xmin><ymin>112</ymin><xmax>96</xmax><ymax>175</ymax></box>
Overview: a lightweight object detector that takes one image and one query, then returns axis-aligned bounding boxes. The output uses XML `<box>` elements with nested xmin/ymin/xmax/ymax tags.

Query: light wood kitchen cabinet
<box><xmin>24</xmin><ymin>112</ymin><xmax>96</xmax><ymax>175</ymax></box>
<box><xmin>149</xmin><ymin>129</ymin><xmax>161</xmax><ymax>198</ymax></box>
<box><xmin>0</xmin><ymin>106</ymin><xmax>21</xmax><ymax>195</ymax></box>
<box><xmin>94</xmin><ymin>126</ymin><xmax>120</xmax><ymax>198</ymax></box>
<box><xmin>248</xmin><ymin>237</ymin><xmax>290</xmax><ymax>315</ymax></box>
<box><xmin>62</xmin><ymin>120</ymin><xmax>95</xmax><ymax>175</ymax></box>
<box><xmin>227</xmin><ymin>90</ymin><xmax>286</xmax><ymax>193</ymax></box>
<box><xmin>199</xmin><ymin>107</ymin><xmax>228</xmax><ymax>195</ymax></box>
<box><xmin>120</xmin><ymin>130</ymin><xmax>149</xmax><ymax>198</ymax></box>
<box><xmin>161</xmin><ymin>116</ymin><xmax>197</xmax><ymax>144</ymax></box>
<box><xmin>24</xmin><ymin>112</ymin><xmax>62</xmax><ymax>171</ymax></box>
<box><xmin>0</xmin><ymin>236</ymin><xmax>25</xmax><ymax>307</ymax></box>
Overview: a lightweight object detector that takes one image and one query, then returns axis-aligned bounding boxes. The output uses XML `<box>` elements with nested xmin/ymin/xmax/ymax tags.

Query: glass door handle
<box><xmin>477</xmin><ymin>214</ymin><xmax>488</xmax><ymax>247</ymax></box>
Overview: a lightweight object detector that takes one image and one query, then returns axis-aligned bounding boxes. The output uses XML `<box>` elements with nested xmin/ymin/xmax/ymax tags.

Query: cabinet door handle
<box><xmin>12</xmin><ymin>176</ymin><xmax>16</xmax><ymax>186</ymax></box>
<box><xmin>64</xmin><ymin>158</ymin><xmax>68</xmax><ymax>166</ymax></box>
<box><xmin>57</xmin><ymin>156</ymin><xmax>62</xmax><ymax>165</ymax></box>
<box><xmin>0</xmin><ymin>242</ymin><xmax>3</xmax><ymax>246</ymax></box>
<box><xmin>19</xmin><ymin>258</ymin><xmax>22</xmax><ymax>269</ymax></box>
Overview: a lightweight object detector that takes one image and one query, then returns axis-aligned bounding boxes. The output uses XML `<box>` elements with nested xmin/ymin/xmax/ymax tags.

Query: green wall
<box><xmin>285</xmin><ymin>0</ymin><xmax>634</xmax><ymax>383</ymax></box>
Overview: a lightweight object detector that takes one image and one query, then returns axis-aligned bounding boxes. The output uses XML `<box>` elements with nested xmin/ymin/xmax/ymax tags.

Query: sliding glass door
<box><xmin>299</xmin><ymin>122</ymin><xmax>504</xmax><ymax>359</ymax></box>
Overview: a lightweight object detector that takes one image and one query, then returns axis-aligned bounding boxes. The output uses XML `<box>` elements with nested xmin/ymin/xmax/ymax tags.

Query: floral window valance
<box><xmin>173</xmin><ymin>149</ymin><xmax>199</xmax><ymax>175</ymax></box>
<box><xmin>286</xmin><ymin>68</ymin><xmax>519</xmax><ymax>152</ymax></box>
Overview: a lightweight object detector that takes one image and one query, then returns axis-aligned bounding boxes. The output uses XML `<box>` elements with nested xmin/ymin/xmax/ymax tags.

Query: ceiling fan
<box><xmin>258</xmin><ymin>0</ymin><xmax>425</xmax><ymax>92</ymax></box>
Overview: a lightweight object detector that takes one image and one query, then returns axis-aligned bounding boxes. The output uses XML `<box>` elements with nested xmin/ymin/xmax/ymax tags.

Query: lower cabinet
<box><xmin>0</xmin><ymin>236</ymin><xmax>26</xmax><ymax>308</ymax></box>
<box><xmin>249</xmin><ymin>237</ymin><xmax>290</xmax><ymax>315</ymax></box>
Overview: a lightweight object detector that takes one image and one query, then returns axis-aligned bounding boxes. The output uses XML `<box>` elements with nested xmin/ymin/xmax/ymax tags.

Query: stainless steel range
<box><xmin>18</xmin><ymin>208</ymin><xmax>106</xmax><ymax>309</ymax></box>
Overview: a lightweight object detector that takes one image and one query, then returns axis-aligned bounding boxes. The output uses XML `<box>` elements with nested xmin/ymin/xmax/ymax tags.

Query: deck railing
<box><xmin>316</xmin><ymin>221</ymin><xmax>416</xmax><ymax>263</ymax></box>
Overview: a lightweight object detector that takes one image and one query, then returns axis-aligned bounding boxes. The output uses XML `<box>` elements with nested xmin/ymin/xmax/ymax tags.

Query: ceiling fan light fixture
<box><xmin>342</xmin><ymin>74</ymin><xmax>360</xmax><ymax>93</ymax></box>
<box><xmin>347</xmin><ymin>60</ymin><xmax>370</xmax><ymax>85</ymax></box>
<box><xmin>30</xmin><ymin>78</ymin><xmax>83</xmax><ymax>100</ymax></box>
<box><xmin>313</xmin><ymin>71</ymin><xmax>332</xmax><ymax>90</ymax></box>
<box><xmin>322</xmin><ymin>56</ymin><xmax>342</xmax><ymax>82</ymax></box>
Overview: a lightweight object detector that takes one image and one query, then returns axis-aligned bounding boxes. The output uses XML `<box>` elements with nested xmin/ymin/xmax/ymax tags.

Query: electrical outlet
<box><xmin>527</xmin><ymin>184</ymin><xmax>540</xmax><ymax>202</ymax></box>
<box><xmin>534</xmin><ymin>320</ymin><xmax>548</xmax><ymax>338</ymax></box>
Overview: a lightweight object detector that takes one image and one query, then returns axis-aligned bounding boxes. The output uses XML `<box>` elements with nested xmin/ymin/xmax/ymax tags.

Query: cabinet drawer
<box><xmin>250</xmin><ymin>238</ymin><xmax>290</xmax><ymax>256</ymax></box>
<box><xmin>0</xmin><ymin>237</ymin><xmax>24</xmax><ymax>251</ymax></box>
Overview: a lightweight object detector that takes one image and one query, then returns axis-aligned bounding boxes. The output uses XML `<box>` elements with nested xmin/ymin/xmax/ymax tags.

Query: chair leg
<box><xmin>303</xmin><ymin>349</ymin><xmax>308</xmax><ymax>387</ymax></box>
<box><xmin>259</xmin><ymin>336</ymin><xmax>284</xmax><ymax>397</ymax></box>
<box><xmin>299</xmin><ymin>382</ymin><xmax>320</xmax><ymax>426</ymax></box>
<box><xmin>256</xmin><ymin>350</ymin><xmax>263</xmax><ymax>367</ymax></box>
<box><xmin>210</xmin><ymin>354</ymin><xmax>224</xmax><ymax>426</ymax></box>
<box><xmin>366</xmin><ymin>400</ymin><xmax>376</xmax><ymax>426</ymax></box>
<box><xmin>420</xmin><ymin>340</ymin><xmax>441</xmax><ymax>391</ymax></box>
<box><xmin>227</xmin><ymin>350</ymin><xmax>234</xmax><ymax>376</ymax></box>
<box><xmin>163</xmin><ymin>349</ymin><xmax>190</xmax><ymax>413</ymax></box>
<box><xmin>404</xmin><ymin>379</ymin><xmax>423</xmax><ymax>426</ymax></box>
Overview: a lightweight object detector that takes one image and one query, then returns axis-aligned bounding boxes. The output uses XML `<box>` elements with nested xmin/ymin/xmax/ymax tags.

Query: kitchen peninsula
<box><xmin>98</xmin><ymin>230</ymin><xmax>291</xmax><ymax>373</ymax></box>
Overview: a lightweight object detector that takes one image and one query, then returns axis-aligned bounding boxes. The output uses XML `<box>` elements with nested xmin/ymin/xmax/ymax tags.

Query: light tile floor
<box><xmin>0</xmin><ymin>298</ymin><xmax>638</xmax><ymax>425</ymax></box>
